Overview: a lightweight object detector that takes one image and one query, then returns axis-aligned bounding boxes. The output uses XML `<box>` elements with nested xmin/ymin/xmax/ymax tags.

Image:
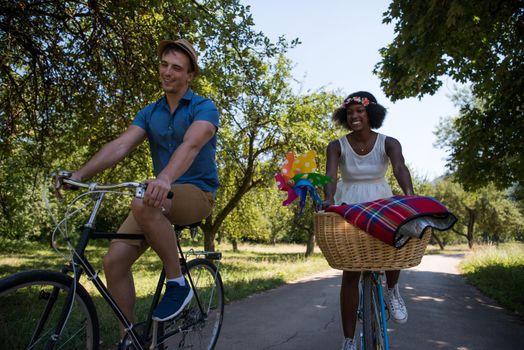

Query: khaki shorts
<box><xmin>113</xmin><ymin>183</ymin><xmax>214</xmax><ymax>249</ymax></box>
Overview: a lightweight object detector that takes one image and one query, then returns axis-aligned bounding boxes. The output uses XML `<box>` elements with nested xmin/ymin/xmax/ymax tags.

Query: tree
<box><xmin>0</xmin><ymin>0</ymin><xmax>343</xmax><ymax>249</ymax></box>
<box><xmin>432</xmin><ymin>179</ymin><xmax>478</xmax><ymax>248</ymax></box>
<box><xmin>432</xmin><ymin>177</ymin><xmax>524</xmax><ymax>248</ymax></box>
<box><xmin>0</xmin><ymin>0</ymin><xmax>295</xmax><ymax>239</ymax></box>
<box><xmin>203</xmin><ymin>57</ymin><xmax>341</xmax><ymax>250</ymax></box>
<box><xmin>374</xmin><ymin>0</ymin><xmax>524</xmax><ymax>189</ymax></box>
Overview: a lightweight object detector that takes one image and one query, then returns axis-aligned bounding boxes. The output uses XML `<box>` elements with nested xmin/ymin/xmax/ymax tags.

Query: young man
<box><xmin>70</xmin><ymin>39</ymin><xmax>219</xmax><ymax>341</ymax></box>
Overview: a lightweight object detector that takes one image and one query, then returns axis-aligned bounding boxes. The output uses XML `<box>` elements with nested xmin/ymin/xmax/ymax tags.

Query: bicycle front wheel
<box><xmin>0</xmin><ymin>269</ymin><xmax>99</xmax><ymax>350</ymax></box>
<box><xmin>362</xmin><ymin>272</ymin><xmax>386</xmax><ymax>350</ymax></box>
<box><xmin>162</xmin><ymin>258</ymin><xmax>224</xmax><ymax>350</ymax></box>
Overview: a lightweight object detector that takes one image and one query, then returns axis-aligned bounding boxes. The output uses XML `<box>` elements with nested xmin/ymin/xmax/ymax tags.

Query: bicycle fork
<box><xmin>374</xmin><ymin>273</ymin><xmax>389</xmax><ymax>350</ymax></box>
<box><xmin>358</xmin><ymin>272</ymin><xmax>390</xmax><ymax>350</ymax></box>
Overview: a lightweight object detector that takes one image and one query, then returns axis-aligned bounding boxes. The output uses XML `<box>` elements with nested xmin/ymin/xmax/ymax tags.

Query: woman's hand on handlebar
<box><xmin>315</xmin><ymin>198</ymin><xmax>334</xmax><ymax>212</ymax></box>
<box><xmin>321</xmin><ymin>198</ymin><xmax>334</xmax><ymax>210</ymax></box>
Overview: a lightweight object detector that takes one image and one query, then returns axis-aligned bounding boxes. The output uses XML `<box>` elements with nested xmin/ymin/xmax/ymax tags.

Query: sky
<box><xmin>243</xmin><ymin>0</ymin><xmax>461</xmax><ymax>180</ymax></box>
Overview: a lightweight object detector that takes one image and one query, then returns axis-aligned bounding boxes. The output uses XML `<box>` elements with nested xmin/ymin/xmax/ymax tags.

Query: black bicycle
<box><xmin>0</xmin><ymin>172</ymin><xmax>224</xmax><ymax>349</ymax></box>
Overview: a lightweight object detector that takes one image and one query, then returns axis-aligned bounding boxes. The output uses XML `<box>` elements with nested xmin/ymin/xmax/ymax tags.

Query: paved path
<box><xmin>216</xmin><ymin>254</ymin><xmax>524</xmax><ymax>349</ymax></box>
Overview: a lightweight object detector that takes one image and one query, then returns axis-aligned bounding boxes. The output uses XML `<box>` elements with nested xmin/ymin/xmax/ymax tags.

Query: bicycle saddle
<box><xmin>174</xmin><ymin>222</ymin><xmax>201</xmax><ymax>239</ymax></box>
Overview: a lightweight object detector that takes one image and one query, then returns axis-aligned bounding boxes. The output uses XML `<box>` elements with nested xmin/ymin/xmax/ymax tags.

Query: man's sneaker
<box><xmin>152</xmin><ymin>279</ymin><xmax>193</xmax><ymax>321</ymax></box>
<box><xmin>341</xmin><ymin>337</ymin><xmax>356</xmax><ymax>350</ymax></box>
<box><xmin>386</xmin><ymin>284</ymin><xmax>408</xmax><ymax>324</ymax></box>
<box><xmin>116</xmin><ymin>338</ymin><xmax>132</xmax><ymax>350</ymax></box>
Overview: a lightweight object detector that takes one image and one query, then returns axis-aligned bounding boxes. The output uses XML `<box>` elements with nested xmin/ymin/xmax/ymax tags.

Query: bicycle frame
<box><xmin>372</xmin><ymin>272</ymin><xmax>389</xmax><ymax>350</ymax></box>
<box><xmin>359</xmin><ymin>271</ymin><xmax>389</xmax><ymax>350</ymax></box>
<box><xmin>42</xmin><ymin>190</ymin><xmax>217</xmax><ymax>349</ymax></box>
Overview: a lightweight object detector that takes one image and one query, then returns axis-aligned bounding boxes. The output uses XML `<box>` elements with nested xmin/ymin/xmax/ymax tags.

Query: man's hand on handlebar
<box><xmin>53</xmin><ymin>170</ymin><xmax>75</xmax><ymax>199</ymax></box>
<box><xmin>51</xmin><ymin>170</ymin><xmax>173</xmax><ymax>202</ymax></box>
<box><xmin>143</xmin><ymin>174</ymin><xmax>172</xmax><ymax>208</ymax></box>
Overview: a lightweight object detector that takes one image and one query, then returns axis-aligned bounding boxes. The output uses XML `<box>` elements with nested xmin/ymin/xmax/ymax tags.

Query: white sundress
<box><xmin>334</xmin><ymin>133</ymin><xmax>393</xmax><ymax>205</ymax></box>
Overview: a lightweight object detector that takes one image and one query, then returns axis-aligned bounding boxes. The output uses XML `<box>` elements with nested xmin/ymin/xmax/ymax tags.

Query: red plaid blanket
<box><xmin>325</xmin><ymin>195</ymin><xmax>457</xmax><ymax>248</ymax></box>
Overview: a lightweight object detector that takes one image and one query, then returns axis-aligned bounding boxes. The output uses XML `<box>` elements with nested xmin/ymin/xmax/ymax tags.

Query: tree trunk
<box><xmin>201</xmin><ymin>216</ymin><xmax>216</xmax><ymax>252</ymax></box>
<box><xmin>431</xmin><ymin>231</ymin><xmax>445</xmax><ymax>250</ymax></box>
<box><xmin>231</xmin><ymin>238</ymin><xmax>239</xmax><ymax>252</ymax></box>
<box><xmin>466</xmin><ymin>207</ymin><xmax>476</xmax><ymax>249</ymax></box>
<box><xmin>200</xmin><ymin>170</ymin><xmax>259</xmax><ymax>252</ymax></box>
<box><xmin>305</xmin><ymin>228</ymin><xmax>315</xmax><ymax>257</ymax></box>
<box><xmin>204</xmin><ymin>229</ymin><xmax>215</xmax><ymax>252</ymax></box>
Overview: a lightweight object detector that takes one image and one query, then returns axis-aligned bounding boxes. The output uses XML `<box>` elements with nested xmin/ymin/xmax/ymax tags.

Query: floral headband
<box><xmin>342</xmin><ymin>96</ymin><xmax>375</xmax><ymax>108</ymax></box>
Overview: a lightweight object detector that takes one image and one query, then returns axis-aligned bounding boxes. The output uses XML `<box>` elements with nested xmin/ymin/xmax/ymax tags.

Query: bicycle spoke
<box><xmin>160</xmin><ymin>259</ymin><xmax>223</xmax><ymax>350</ymax></box>
<box><xmin>0</xmin><ymin>271</ymin><xmax>98</xmax><ymax>350</ymax></box>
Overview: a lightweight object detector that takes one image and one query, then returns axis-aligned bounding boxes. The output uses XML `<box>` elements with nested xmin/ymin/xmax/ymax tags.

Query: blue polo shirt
<box><xmin>132</xmin><ymin>89</ymin><xmax>219</xmax><ymax>194</ymax></box>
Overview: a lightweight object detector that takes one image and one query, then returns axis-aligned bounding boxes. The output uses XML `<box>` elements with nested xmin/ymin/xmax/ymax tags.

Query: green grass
<box><xmin>424</xmin><ymin>243</ymin><xmax>471</xmax><ymax>255</ymax></box>
<box><xmin>460</xmin><ymin>243</ymin><xmax>524</xmax><ymax>317</ymax></box>
<box><xmin>0</xmin><ymin>239</ymin><xmax>330</xmax><ymax>348</ymax></box>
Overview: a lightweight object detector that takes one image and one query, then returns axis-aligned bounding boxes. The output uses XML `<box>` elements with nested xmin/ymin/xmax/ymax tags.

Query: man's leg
<box><xmin>131</xmin><ymin>197</ymin><xmax>181</xmax><ymax>279</ymax></box>
<box><xmin>103</xmin><ymin>241</ymin><xmax>145</xmax><ymax>337</ymax></box>
<box><xmin>132</xmin><ymin>183</ymin><xmax>214</xmax><ymax>279</ymax></box>
<box><xmin>104</xmin><ymin>212</ymin><xmax>149</xmax><ymax>338</ymax></box>
<box><xmin>131</xmin><ymin>197</ymin><xmax>190</xmax><ymax>322</ymax></box>
<box><xmin>131</xmin><ymin>184</ymin><xmax>214</xmax><ymax>321</ymax></box>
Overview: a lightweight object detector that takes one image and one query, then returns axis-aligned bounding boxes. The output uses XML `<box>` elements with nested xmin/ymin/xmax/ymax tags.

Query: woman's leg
<box><xmin>340</xmin><ymin>271</ymin><xmax>361</xmax><ymax>338</ymax></box>
<box><xmin>385</xmin><ymin>269</ymin><xmax>400</xmax><ymax>288</ymax></box>
<box><xmin>385</xmin><ymin>269</ymin><xmax>408</xmax><ymax>323</ymax></box>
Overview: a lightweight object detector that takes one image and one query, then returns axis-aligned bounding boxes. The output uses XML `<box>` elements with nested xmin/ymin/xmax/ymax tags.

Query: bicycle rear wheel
<box><xmin>0</xmin><ymin>269</ymin><xmax>99</xmax><ymax>350</ymax></box>
<box><xmin>362</xmin><ymin>272</ymin><xmax>386</xmax><ymax>350</ymax></box>
<box><xmin>161</xmin><ymin>258</ymin><xmax>224</xmax><ymax>350</ymax></box>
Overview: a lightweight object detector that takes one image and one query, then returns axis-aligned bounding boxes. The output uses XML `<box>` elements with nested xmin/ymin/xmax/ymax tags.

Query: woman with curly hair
<box><xmin>322</xmin><ymin>91</ymin><xmax>415</xmax><ymax>350</ymax></box>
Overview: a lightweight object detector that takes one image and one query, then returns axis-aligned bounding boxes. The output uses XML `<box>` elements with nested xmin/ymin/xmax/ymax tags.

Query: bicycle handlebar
<box><xmin>54</xmin><ymin>170</ymin><xmax>173</xmax><ymax>199</ymax></box>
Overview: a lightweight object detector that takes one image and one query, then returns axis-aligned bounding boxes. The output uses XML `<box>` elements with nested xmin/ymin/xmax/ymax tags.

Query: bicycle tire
<box><xmin>0</xmin><ymin>269</ymin><xmax>99</xmax><ymax>350</ymax></box>
<box><xmin>362</xmin><ymin>273</ymin><xmax>374</xmax><ymax>349</ymax></box>
<box><xmin>160</xmin><ymin>258</ymin><xmax>224</xmax><ymax>350</ymax></box>
<box><xmin>362</xmin><ymin>273</ymin><xmax>386</xmax><ymax>350</ymax></box>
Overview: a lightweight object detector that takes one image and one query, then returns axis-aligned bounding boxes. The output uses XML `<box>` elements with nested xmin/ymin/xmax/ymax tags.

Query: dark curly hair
<box><xmin>332</xmin><ymin>91</ymin><xmax>387</xmax><ymax>130</ymax></box>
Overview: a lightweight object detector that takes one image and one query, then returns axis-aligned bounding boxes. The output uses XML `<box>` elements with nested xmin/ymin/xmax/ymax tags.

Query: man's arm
<box><xmin>73</xmin><ymin>125</ymin><xmax>147</xmax><ymax>181</ymax></box>
<box><xmin>385</xmin><ymin>136</ymin><xmax>415</xmax><ymax>196</ymax></box>
<box><xmin>144</xmin><ymin>120</ymin><xmax>216</xmax><ymax>208</ymax></box>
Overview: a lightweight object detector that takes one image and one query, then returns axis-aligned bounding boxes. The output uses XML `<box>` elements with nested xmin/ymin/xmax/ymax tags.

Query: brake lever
<box><xmin>52</xmin><ymin>170</ymin><xmax>76</xmax><ymax>200</ymax></box>
<box><xmin>53</xmin><ymin>172</ymin><xmax>65</xmax><ymax>200</ymax></box>
<box><xmin>135</xmin><ymin>184</ymin><xmax>174</xmax><ymax>199</ymax></box>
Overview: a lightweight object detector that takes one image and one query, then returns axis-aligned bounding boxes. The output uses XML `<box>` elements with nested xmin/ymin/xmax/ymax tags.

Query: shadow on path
<box><xmin>216</xmin><ymin>255</ymin><xmax>524</xmax><ymax>350</ymax></box>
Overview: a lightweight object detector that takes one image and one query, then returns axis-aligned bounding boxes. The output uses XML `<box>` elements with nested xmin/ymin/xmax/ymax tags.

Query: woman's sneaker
<box><xmin>386</xmin><ymin>284</ymin><xmax>408</xmax><ymax>324</ymax></box>
<box><xmin>153</xmin><ymin>279</ymin><xmax>193</xmax><ymax>321</ymax></box>
<box><xmin>341</xmin><ymin>337</ymin><xmax>356</xmax><ymax>350</ymax></box>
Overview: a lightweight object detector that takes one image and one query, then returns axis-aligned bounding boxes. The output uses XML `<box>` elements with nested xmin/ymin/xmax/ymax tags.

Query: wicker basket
<box><xmin>314</xmin><ymin>212</ymin><xmax>431</xmax><ymax>271</ymax></box>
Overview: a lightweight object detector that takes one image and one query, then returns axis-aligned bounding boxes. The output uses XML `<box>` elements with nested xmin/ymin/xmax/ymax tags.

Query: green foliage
<box><xmin>385</xmin><ymin>165</ymin><xmax>433</xmax><ymax>197</ymax></box>
<box><xmin>461</xmin><ymin>243</ymin><xmax>524</xmax><ymax>316</ymax></box>
<box><xmin>218</xmin><ymin>188</ymin><xmax>276</xmax><ymax>244</ymax></box>
<box><xmin>375</xmin><ymin>0</ymin><xmax>524</xmax><ymax>189</ymax></box>
<box><xmin>0</xmin><ymin>0</ymin><xmax>343</xmax><ymax>247</ymax></box>
<box><xmin>432</xmin><ymin>177</ymin><xmax>524</xmax><ymax>246</ymax></box>
<box><xmin>208</xmin><ymin>64</ymin><xmax>341</xmax><ymax>249</ymax></box>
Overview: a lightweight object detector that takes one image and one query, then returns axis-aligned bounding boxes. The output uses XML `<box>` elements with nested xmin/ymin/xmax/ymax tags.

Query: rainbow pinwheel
<box><xmin>275</xmin><ymin>150</ymin><xmax>331</xmax><ymax>212</ymax></box>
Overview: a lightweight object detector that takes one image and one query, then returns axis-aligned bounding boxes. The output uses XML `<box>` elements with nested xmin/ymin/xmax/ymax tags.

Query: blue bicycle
<box><xmin>357</xmin><ymin>271</ymin><xmax>389</xmax><ymax>349</ymax></box>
